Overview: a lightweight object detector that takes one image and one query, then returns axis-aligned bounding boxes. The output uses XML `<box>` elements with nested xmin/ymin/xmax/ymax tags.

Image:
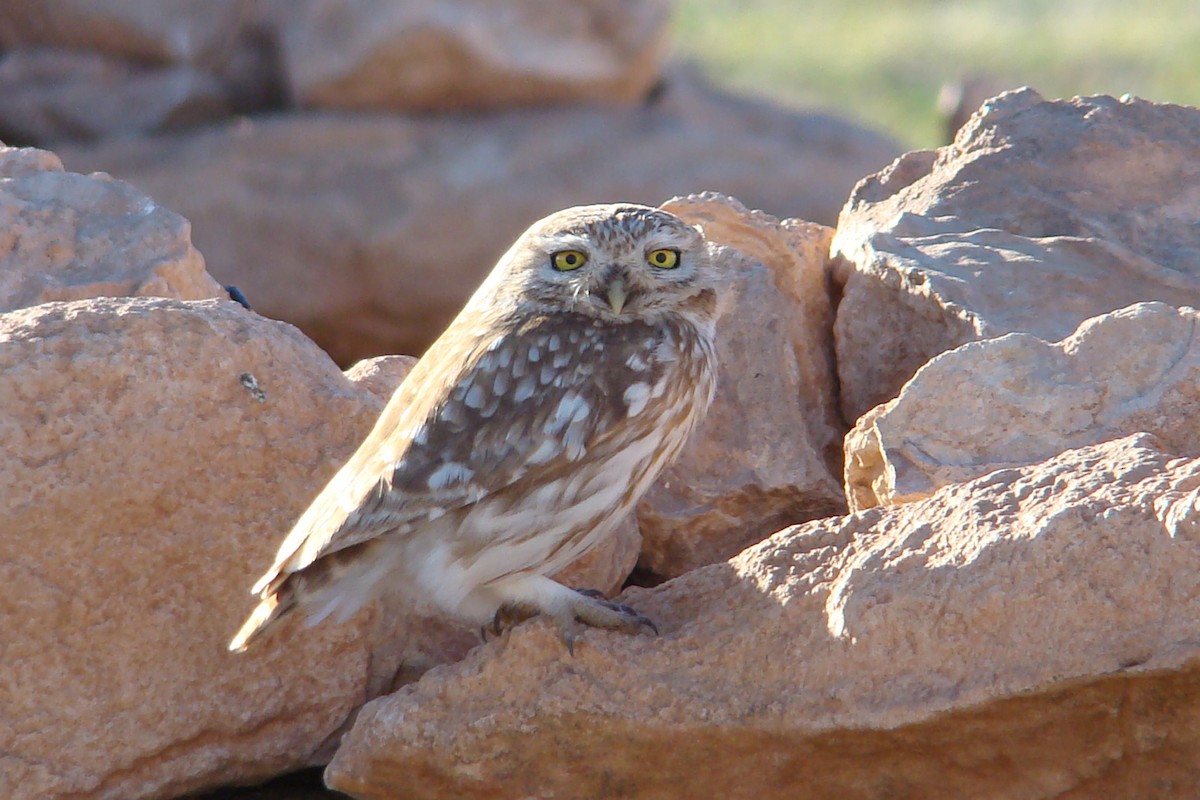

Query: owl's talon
<box><xmin>483</xmin><ymin>601</ymin><xmax>540</xmax><ymax>643</ymax></box>
<box><xmin>564</xmin><ymin>587</ymin><xmax>657</xmax><ymax>638</ymax></box>
<box><xmin>566</xmin><ymin>591</ymin><xmax>658</xmax><ymax>639</ymax></box>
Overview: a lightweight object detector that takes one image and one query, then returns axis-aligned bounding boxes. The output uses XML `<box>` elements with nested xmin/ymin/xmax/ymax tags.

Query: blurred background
<box><xmin>675</xmin><ymin>0</ymin><xmax>1200</xmax><ymax>147</ymax></box>
<box><xmin>1</xmin><ymin>0</ymin><xmax>1198</xmax><ymax>365</ymax></box>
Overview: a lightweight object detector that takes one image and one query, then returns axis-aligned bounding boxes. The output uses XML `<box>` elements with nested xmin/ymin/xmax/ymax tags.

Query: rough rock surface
<box><xmin>342</xmin><ymin>353</ymin><xmax>420</xmax><ymax>402</ymax></box>
<box><xmin>326</xmin><ymin>434</ymin><xmax>1200</xmax><ymax>799</ymax></box>
<box><xmin>0</xmin><ymin>298</ymin><xmax>414</xmax><ymax>800</ymax></box>
<box><xmin>58</xmin><ymin>75</ymin><xmax>900</xmax><ymax>362</ymax></box>
<box><xmin>846</xmin><ymin>302</ymin><xmax>1200</xmax><ymax>511</ymax></box>
<box><xmin>634</xmin><ymin>194</ymin><xmax>845</xmax><ymax>580</ymax></box>
<box><xmin>832</xmin><ymin>88</ymin><xmax>1200</xmax><ymax>422</ymax></box>
<box><xmin>0</xmin><ymin>144</ymin><xmax>223</xmax><ymax>309</ymax></box>
<box><xmin>279</xmin><ymin>0</ymin><xmax>671</xmax><ymax>112</ymax></box>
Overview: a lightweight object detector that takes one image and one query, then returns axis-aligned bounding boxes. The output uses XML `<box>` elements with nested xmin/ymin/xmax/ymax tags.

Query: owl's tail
<box><xmin>228</xmin><ymin>542</ymin><xmax>379</xmax><ymax>653</ymax></box>
<box><xmin>228</xmin><ymin>589</ymin><xmax>294</xmax><ymax>653</ymax></box>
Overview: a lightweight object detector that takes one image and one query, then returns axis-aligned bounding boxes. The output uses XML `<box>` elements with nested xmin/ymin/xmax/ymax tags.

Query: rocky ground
<box><xmin>2</xmin><ymin>4</ymin><xmax>1200</xmax><ymax>800</ymax></box>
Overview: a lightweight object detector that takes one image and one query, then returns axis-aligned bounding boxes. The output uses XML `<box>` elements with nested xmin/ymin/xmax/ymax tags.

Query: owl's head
<box><xmin>483</xmin><ymin>203</ymin><xmax>717</xmax><ymax>325</ymax></box>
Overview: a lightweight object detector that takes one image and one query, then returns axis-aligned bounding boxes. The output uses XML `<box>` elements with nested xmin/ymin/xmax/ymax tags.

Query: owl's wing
<box><xmin>253</xmin><ymin>312</ymin><xmax>667</xmax><ymax>596</ymax></box>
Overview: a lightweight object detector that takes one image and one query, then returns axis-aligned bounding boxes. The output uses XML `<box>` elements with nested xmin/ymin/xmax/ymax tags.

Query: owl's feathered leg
<box><xmin>482</xmin><ymin>574</ymin><xmax>656</xmax><ymax>653</ymax></box>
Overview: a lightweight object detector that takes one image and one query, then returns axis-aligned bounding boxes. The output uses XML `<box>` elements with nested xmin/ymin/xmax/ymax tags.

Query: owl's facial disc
<box><xmin>508</xmin><ymin>203</ymin><xmax>711</xmax><ymax>321</ymax></box>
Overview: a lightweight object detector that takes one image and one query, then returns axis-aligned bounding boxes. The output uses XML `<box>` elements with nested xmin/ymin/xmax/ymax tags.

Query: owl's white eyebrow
<box><xmin>642</xmin><ymin>238</ymin><xmax>684</xmax><ymax>250</ymax></box>
<box><xmin>541</xmin><ymin>234</ymin><xmax>590</xmax><ymax>251</ymax></box>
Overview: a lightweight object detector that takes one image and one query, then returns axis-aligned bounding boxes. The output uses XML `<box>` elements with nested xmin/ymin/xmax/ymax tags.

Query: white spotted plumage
<box><xmin>230</xmin><ymin>203</ymin><xmax>722</xmax><ymax>652</ymax></box>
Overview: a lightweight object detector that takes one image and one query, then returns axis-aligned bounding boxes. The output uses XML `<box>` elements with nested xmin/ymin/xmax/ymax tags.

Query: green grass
<box><xmin>672</xmin><ymin>0</ymin><xmax>1200</xmax><ymax>148</ymax></box>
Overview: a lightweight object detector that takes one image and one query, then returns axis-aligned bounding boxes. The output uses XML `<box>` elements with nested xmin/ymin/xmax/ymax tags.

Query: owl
<box><xmin>229</xmin><ymin>203</ymin><xmax>720</xmax><ymax>653</ymax></box>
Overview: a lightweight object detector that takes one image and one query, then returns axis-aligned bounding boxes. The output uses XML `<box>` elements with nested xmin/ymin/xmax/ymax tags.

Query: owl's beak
<box><xmin>605</xmin><ymin>279</ymin><xmax>627</xmax><ymax>314</ymax></box>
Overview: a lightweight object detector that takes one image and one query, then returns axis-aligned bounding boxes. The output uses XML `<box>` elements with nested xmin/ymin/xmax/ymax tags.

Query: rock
<box><xmin>0</xmin><ymin>0</ymin><xmax>672</xmax><ymax>125</ymax></box>
<box><xmin>0</xmin><ymin>144</ymin><xmax>223</xmax><ymax>310</ymax></box>
<box><xmin>633</xmin><ymin>193</ymin><xmax>845</xmax><ymax>581</ymax></box>
<box><xmin>0</xmin><ymin>297</ymin><xmax>413</xmax><ymax>800</ymax></box>
<box><xmin>342</xmin><ymin>354</ymin><xmax>420</xmax><ymax>402</ymax></box>
<box><xmin>0</xmin><ymin>48</ymin><xmax>231</xmax><ymax>143</ymax></box>
<box><xmin>845</xmin><ymin>302</ymin><xmax>1200</xmax><ymax>511</ymax></box>
<box><xmin>832</xmin><ymin>88</ymin><xmax>1200</xmax><ymax>422</ymax></box>
<box><xmin>0</xmin><ymin>0</ymin><xmax>260</xmax><ymax>66</ymax></box>
<box><xmin>0</xmin><ymin>1</ymin><xmax>284</xmax><ymax>133</ymax></box>
<box><xmin>325</xmin><ymin>433</ymin><xmax>1200</xmax><ymax>800</ymax></box>
<box><xmin>278</xmin><ymin>0</ymin><xmax>671</xmax><ymax>112</ymax></box>
<box><xmin>57</xmin><ymin>75</ymin><xmax>900</xmax><ymax>363</ymax></box>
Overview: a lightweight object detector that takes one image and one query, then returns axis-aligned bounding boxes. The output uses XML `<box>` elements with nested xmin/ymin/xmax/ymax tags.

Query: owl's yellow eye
<box><xmin>647</xmin><ymin>248</ymin><xmax>680</xmax><ymax>269</ymax></box>
<box><xmin>552</xmin><ymin>250</ymin><xmax>588</xmax><ymax>271</ymax></box>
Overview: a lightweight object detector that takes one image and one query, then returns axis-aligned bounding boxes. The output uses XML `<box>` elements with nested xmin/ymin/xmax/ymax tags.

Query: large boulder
<box><xmin>326</xmin><ymin>434</ymin><xmax>1200</xmax><ymax>799</ymax></box>
<box><xmin>634</xmin><ymin>194</ymin><xmax>845</xmax><ymax>580</ymax></box>
<box><xmin>0</xmin><ymin>297</ymin><xmax>421</xmax><ymax>800</ymax></box>
<box><xmin>845</xmin><ymin>302</ymin><xmax>1200</xmax><ymax>511</ymax></box>
<box><xmin>279</xmin><ymin>0</ymin><xmax>671</xmax><ymax>112</ymax></box>
<box><xmin>832</xmin><ymin>88</ymin><xmax>1200</xmax><ymax>422</ymax></box>
<box><xmin>58</xmin><ymin>76</ymin><xmax>900</xmax><ymax>363</ymax></box>
<box><xmin>0</xmin><ymin>143</ymin><xmax>223</xmax><ymax>308</ymax></box>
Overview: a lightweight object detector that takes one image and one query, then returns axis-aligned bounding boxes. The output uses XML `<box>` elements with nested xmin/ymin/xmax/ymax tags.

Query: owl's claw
<box><xmin>566</xmin><ymin>587</ymin><xmax>659</xmax><ymax>639</ymax></box>
<box><xmin>481</xmin><ymin>601</ymin><xmax>540</xmax><ymax>642</ymax></box>
<box><xmin>480</xmin><ymin>588</ymin><xmax>657</xmax><ymax>652</ymax></box>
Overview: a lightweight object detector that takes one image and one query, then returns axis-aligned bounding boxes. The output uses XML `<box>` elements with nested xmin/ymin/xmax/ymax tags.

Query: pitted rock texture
<box><xmin>634</xmin><ymin>193</ymin><xmax>845</xmax><ymax>580</ymax></box>
<box><xmin>0</xmin><ymin>143</ymin><xmax>222</xmax><ymax>310</ymax></box>
<box><xmin>326</xmin><ymin>434</ymin><xmax>1200</xmax><ymax>800</ymax></box>
<box><xmin>845</xmin><ymin>302</ymin><xmax>1200</xmax><ymax>511</ymax></box>
<box><xmin>832</xmin><ymin>88</ymin><xmax>1200</xmax><ymax>421</ymax></box>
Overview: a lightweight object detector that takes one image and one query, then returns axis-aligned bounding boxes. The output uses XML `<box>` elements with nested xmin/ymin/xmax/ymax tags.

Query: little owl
<box><xmin>229</xmin><ymin>203</ymin><xmax>720</xmax><ymax>653</ymax></box>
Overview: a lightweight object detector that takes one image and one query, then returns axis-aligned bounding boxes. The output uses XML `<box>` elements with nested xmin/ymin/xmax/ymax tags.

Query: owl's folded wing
<box><xmin>250</xmin><ymin>313</ymin><xmax>664</xmax><ymax>597</ymax></box>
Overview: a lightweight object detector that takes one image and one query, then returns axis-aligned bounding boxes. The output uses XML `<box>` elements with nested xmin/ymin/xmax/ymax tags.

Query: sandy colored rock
<box><xmin>0</xmin><ymin>1</ymin><xmax>283</xmax><ymax>129</ymax></box>
<box><xmin>633</xmin><ymin>193</ymin><xmax>845</xmax><ymax>580</ymax></box>
<box><xmin>279</xmin><ymin>0</ymin><xmax>670</xmax><ymax>112</ymax></box>
<box><xmin>342</xmin><ymin>354</ymin><xmax>420</xmax><ymax>402</ymax></box>
<box><xmin>0</xmin><ymin>297</ymin><xmax>406</xmax><ymax>800</ymax></box>
<box><xmin>0</xmin><ymin>48</ymin><xmax>230</xmax><ymax>143</ymax></box>
<box><xmin>0</xmin><ymin>0</ymin><xmax>257</xmax><ymax>66</ymax></box>
<box><xmin>832</xmin><ymin>88</ymin><xmax>1200</xmax><ymax>422</ymax></box>
<box><xmin>326</xmin><ymin>433</ymin><xmax>1200</xmax><ymax>799</ymax></box>
<box><xmin>846</xmin><ymin>302</ymin><xmax>1200</xmax><ymax>511</ymax></box>
<box><xmin>58</xmin><ymin>75</ymin><xmax>900</xmax><ymax>363</ymax></box>
<box><xmin>0</xmin><ymin>143</ymin><xmax>223</xmax><ymax>310</ymax></box>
